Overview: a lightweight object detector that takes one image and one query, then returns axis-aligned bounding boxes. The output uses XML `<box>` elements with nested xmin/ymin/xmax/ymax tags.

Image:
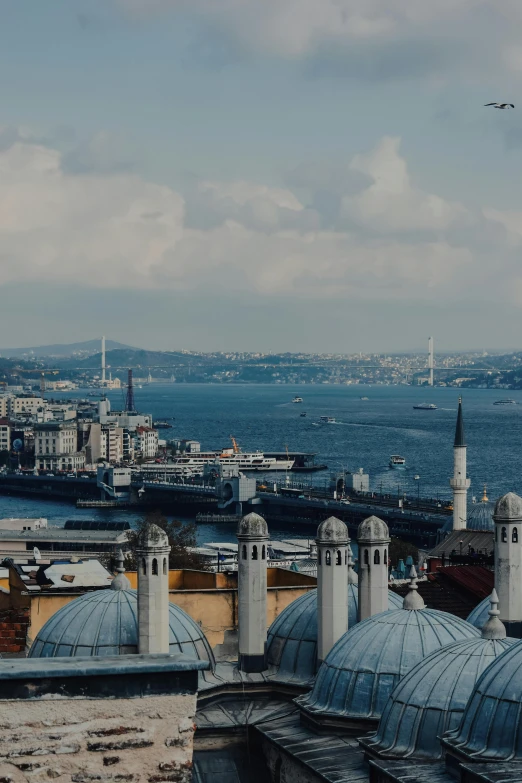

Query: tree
<box><xmin>389</xmin><ymin>537</ymin><xmax>419</xmax><ymax>568</ymax></box>
<box><xmin>124</xmin><ymin>510</ymin><xmax>210</xmax><ymax>571</ymax></box>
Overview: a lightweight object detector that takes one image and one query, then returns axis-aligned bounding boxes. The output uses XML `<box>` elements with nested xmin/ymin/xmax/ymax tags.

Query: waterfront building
<box><xmin>134</xmin><ymin>425</ymin><xmax>159</xmax><ymax>459</ymax></box>
<box><xmin>0</xmin><ymin>418</ymin><xmax>10</xmax><ymax>452</ymax></box>
<box><xmin>34</xmin><ymin>421</ymin><xmax>85</xmax><ymax>472</ymax></box>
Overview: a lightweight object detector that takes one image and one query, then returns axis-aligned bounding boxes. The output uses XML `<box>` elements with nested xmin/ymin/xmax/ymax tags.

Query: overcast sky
<box><xmin>2</xmin><ymin>1</ymin><xmax>522</xmax><ymax>353</ymax></box>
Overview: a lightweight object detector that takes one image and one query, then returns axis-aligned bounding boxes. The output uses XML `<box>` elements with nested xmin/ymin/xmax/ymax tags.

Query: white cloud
<box><xmin>115</xmin><ymin>0</ymin><xmax>520</xmax><ymax>78</ymax></box>
<box><xmin>343</xmin><ymin>137</ymin><xmax>470</xmax><ymax>234</ymax></box>
<box><xmin>0</xmin><ymin>131</ymin><xmax>514</xmax><ymax>305</ymax></box>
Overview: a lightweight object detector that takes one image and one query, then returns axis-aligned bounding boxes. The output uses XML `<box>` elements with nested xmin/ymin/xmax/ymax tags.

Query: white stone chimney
<box><xmin>136</xmin><ymin>523</ymin><xmax>171</xmax><ymax>654</ymax></box>
<box><xmin>357</xmin><ymin>515</ymin><xmax>390</xmax><ymax>621</ymax></box>
<box><xmin>316</xmin><ymin>516</ymin><xmax>349</xmax><ymax>663</ymax></box>
<box><xmin>237</xmin><ymin>512</ymin><xmax>269</xmax><ymax>672</ymax></box>
<box><xmin>494</xmin><ymin>493</ymin><xmax>522</xmax><ymax>638</ymax></box>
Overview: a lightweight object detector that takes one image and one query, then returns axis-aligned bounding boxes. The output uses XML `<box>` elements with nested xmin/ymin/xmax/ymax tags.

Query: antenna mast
<box><xmin>125</xmin><ymin>369</ymin><xmax>136</xmax><ymax>412</ymax></box>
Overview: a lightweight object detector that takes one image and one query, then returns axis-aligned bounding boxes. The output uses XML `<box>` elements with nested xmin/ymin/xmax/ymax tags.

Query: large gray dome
<box><xmin>494</xmin><ymin>492</ymin><xmax>522</xmax><ymax>520</ymax></box>
<box><xmin>362</xmin><ymin>635</ymin><xmax>514</xmax><ymax>760</ymax></box>
<box><xmin>266</xmin><ymin>588</ymin><xmax>401</xmax><ymax>687</ymax></box>
<box><xmin>358</xmin><ymin>515</ymin><xmax>390</xmax><ymax>542</ymax></box>
<box><xmin>297</xmin><ymin>607</ymin><xmax>479</xmax><ymax>728</ymax></box>
<box><xmin>28</xmin><ymin>588</ymin><xmax>215</xmax><ymax>667</ymax></box>
<box><xmin>442</xmin><ymin>640</ymin><xmax>522</xmax><ymax>762</ymax></box>
<box><xmin>316</xmin><ymin>516</ymin><xmax>348</xmax><ymax>544</ymax></box>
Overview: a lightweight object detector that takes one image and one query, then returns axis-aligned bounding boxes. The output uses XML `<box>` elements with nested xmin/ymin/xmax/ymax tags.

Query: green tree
<box><xmin>125</xmin><ymin>510</ymin><xmax>210</xmax><ymax>571</ymax></box>
<box><xmin>389</xmin><ymin>537</ymin><xmax>419</xmax><ymax>568</ymax></box>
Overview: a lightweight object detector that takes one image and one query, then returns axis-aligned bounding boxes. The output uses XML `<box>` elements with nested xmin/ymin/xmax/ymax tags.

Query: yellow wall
<box><xmin>4</xmin><ymin>566</ymin><xmax>316</xmax><ymax>653</ymax></box>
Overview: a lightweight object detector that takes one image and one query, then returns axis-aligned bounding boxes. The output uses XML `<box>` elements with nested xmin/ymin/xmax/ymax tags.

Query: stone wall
<box><xmin>0</xmin><ymin>607</ymin><xmax>29</xmax><ymax>654</ymax></box>
<box><xmin>0</xmin><ymin>693</ymin><xmax>197</xmax><ymax>783</ymax></box>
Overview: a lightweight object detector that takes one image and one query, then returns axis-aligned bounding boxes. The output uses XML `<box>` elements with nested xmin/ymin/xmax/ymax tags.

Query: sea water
<box><xmin>1</xmin><ymin>383</ymin><xmax>521</xmax><ymax>543</ymax></box>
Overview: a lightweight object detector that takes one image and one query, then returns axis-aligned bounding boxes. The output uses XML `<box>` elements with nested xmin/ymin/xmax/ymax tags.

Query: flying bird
<box><xmin>485</xmin><ymin>102</ymin><xmax>515</xmax><ymax>109</ymax></box>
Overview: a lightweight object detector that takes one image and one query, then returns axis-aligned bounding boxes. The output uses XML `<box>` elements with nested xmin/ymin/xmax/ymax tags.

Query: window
<box><xmin>364</xmin><ymin>549</ymin><xmax>369</xmax><ymax>565</ymax></box>
<box><xmin>141</xmin><ymin>558</ymin><xmax>146</xmax><ymax>576</ymax></box>
<box><xmin>502</xmin><ymin>527</ymin><xmax>508</xmax><ymax>543</ymax></box>
<box><xmin>336</xmin><ymin>550</ymin><xmax>342</xmax><ymax>565</ymax></box>
<box><xmin>318</xmin><ymin>550</ymin><xmax>321</xmax><ymax>565</ymax></box>
<box><xmin>242</xmin><ymin>544</ymin><xmax>247</xmax><ymax>560</ymax></box>
<box><xmin>163</xmin><ymin>558</ymin><xmax>167</xmax><ymax>575</ymax></box>
<box><xmin>513</xmin><ymin>528</ymin><xmax>519</xmax><ymax>543</ymax></box>
<box><xmin>252</xmin><ymin>545</ymin><xmax>258</xmax><ymax>560</ymax></box>
<box><xmin>345</xmin><ymin>551</ymin><xmax>347</xmax><ymax>564</ymax></box>
<box><xmin>325</xmin><ymin>550</ymin><xmax>331</xmax><ymax>566</ymax></box>
<box><xmin>374</xmin><ymin>550</ymin><xmax>380</xmax><ymax>565</ymax></box>
<box><xmin>152</xmin><ymin>558</ymin><xmax>158</xmax><ymax>575</ymax></box>
<box><xmin>262</xmin><ymin>545</ymin><xmax>266</xmax><ymax>560</ymax></box>
<box><xmin>384</xmin><ymin>549</ymin><xmax>388</xmax><ymax>565</ymax></box>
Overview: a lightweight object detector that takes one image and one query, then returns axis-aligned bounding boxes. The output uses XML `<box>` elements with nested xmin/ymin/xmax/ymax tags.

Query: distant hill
<box><xmin>0</xmin><ymin>339</ymin><xmax>135</xmax><ymax>359</ymax></box>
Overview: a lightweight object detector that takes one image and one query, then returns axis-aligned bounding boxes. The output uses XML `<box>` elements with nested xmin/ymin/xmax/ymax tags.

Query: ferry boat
<box><xmin>413</xmin><ymin>403</ymin><xmax>438</xmax><ymax>410</ymax></box>
<box><xmin>493</xmin><ymin>399</ymin><xmax>517</xmax><ymax>405</ymax></box>
<box><xmin>154</xmin><ymin>420</ymin><xmax>173</xmax><ymax>429</ymax></box>
<box><xmin>389</xmin><ymin>455</ymin><xmax>406</xmax><ymax>469</ymax></box>
<box><xmin>172</xmin><ymin>437</ymin><xmax>295</xmax><ymax>472</ymax></box>
<box><xmin>319</xmin><ymin>416</ymin><xmax>336</xmax><ymax>423</ymax></box>
<box><xmin>292</xmin><ymin>396</ymin><xmax>303</xmax><ymax>403</ymax></box>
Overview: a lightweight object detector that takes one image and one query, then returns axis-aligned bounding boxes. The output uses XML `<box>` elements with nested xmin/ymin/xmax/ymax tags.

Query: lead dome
<box><xmin>237</xmin><ymin>512</ymin><xmax>268</xmax><ymax>538</ymax></box>
<box><xmin>28</xmin><ymin>587</ymin><xmax>215</xmax><ymax>666</ymax></box>
<box><xmin>442</xmin><ymin>639</ymin><xmax>522</xmax><ymax>762</ymax></box>
<box><xmin>266</xmin><ymin>584</ymin><xmax>403</xmax><ymax>686</ymax></box>
<box><xmin>363</xmin><ymin>596</ymin><xmax>513</xmax><ymax>760</ymax></box>
<box><xmin>297</xmin><ymin>604</ymin><xmax>478</xmax><ymax>729</ymax></box>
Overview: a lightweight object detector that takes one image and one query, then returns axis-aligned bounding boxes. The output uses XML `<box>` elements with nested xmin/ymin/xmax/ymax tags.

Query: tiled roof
<box><xmin>428</xmin><ymin>530</ymin><xmax>494</xmax><ymax>559</ymax></box>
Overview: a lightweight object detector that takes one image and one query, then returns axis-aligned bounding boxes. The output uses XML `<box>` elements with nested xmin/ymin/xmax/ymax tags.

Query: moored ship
<box><xmin>413</xmin><ymin>403</ymin><xmax>437</xmax><ymax>410</ymax></box>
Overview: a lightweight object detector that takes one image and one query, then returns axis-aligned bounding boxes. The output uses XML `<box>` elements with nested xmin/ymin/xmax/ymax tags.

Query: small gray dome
<box><xmin>317</xmin><ymin>516</ymin><xmax>348</xmax><ymax>544</ymax></box>
<box><xmin>297</xmin><ymin>608</ymin><xmax>478</xmax><ymax>726</ymax></box>
<box><xmin>358</xmin><ymin>516</ymin><xmax>390</xmax><ymax>542</ymax></box>
<box><xmin>467</xmin><ymin>501</ymin><xmax>495</xmax><ymax>532</ymax></box>
<box><xmin>442</xmin><ymin>640</ymin><xmax>522</xmax><ymax>762</ymax></box>
<box><xmin>494</xmin><ymin>492</ymin><xmax>522</xmax><ymax>521</ymax></box>
<box><xmin>363</xmin><ymin>635</ymin><xmax>514</xmax><ymax>760</ymax></box>
<box><xmin>466</xmin><ymin>596</ymin><xmax>490</xmax><ymax>630</ymax></box>
<box><xmin>28</xmin><ymin>588</ymin><xmax>215</xmax><ymax>667</ymax></box>
<box><xmin>237</xmin><ymin>512</ymin><xmax>268</xmax><ymax>538</ymax></box>
<box><xmin>266</xmin><ymin>589</ymin><xmax>402</xmax><ymax>687</ymax></box>
<box><xmin>137</xmin><ymin>523</ymin><xmax>169</xmax><ymax>549</ymax></box>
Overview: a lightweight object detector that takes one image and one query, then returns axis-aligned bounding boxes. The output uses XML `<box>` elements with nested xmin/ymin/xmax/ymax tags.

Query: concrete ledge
<box><xmin>0</xmin><ymin>653</ymin><xmax>208</xmax><ymax>699</ymax></box>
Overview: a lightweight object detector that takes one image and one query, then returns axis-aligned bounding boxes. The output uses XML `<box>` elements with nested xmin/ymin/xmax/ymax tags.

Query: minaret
<box><xmin>449</xmin><ymin>396</ymin><xmax>470</xmax><ymax>530</ymax></box>
<box><xmin>358</xmin><ymin>515</ymin><xmax>390</xmax><ymax>621</ymax></box>
<box><xmin>237</xmin><ymin>512</ymin><xmax>269</xmax><ymax>672</ymax></box>
<box><xmin>494</xmin><ymin>492</ymin><xmax>522</xmax><ymax>638</ymax></box>
<box><xmin>428</xmin><ymin>336</ymin><xmax>434</xmax><ymax>387</ymax></box>
<box><xmin>136</xmin><ymin>523</ymin><xmax>171</xmax><ymax>654</ymax></box>
<box><xmin>316</xmin><ymin>516</ymin><xmax>349</xmax><ymax>663</ymax></box>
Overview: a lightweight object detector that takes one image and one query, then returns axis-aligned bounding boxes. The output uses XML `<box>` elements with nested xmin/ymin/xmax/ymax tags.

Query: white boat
<box><xmin>172</xmin><ymin>438</ymin><xmax>295</xmax><ymax>472</ymax></box>
<box><xmin>292</xmin><ymin>396</ymin><xmax>303</xmax><ymax>403</ymax></box>
<box><xmin>320</xmin><ymin>416</ymin><xmax>336</xmax><ymax>423</ymax></box>
<box><xmin>389</xmin><ymin>455</ymin><xmax>406</xmax><ymax>469</ymax></box>
<box><xmin>493</xmin><ymin>399</ymin><xmax>517</xmax><ymax>405</ymax></box>
<box><xmin>413</xmin><ymin>403</ymin><xmax>437</xmax><ymax>410</ymax></box>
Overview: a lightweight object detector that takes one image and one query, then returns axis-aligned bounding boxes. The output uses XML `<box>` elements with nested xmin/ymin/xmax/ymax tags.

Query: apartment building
<box><xmin>134</xmin><ymin>426</ymin><xmax>158</xmax><ymax>459</ymax></box>
<box><xmin>34</xmin><ymin>422</ymin><xmax>85</xmax><ymax>472</ymax></box>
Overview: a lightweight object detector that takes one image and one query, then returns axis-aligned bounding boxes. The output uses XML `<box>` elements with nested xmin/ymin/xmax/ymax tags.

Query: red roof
<box><xmin>436</xmin><ymin>565</ymin><xmax>494</xmax><ymax>601</ymax></box>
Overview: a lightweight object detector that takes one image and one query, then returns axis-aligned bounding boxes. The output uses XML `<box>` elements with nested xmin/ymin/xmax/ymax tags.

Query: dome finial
<box><xmin>347</xmin><ymin>544</ymin><xmax>358</xmax><ymax>585</ymax></box>
<box><xmin>403</xmin><ymin>565</ymin><xmax>425</xmax><ymax>610</ymax></box>
<box><xmin>481</xmin><ymin>589</ymin><xmax>506</xmax><ymax>640</ymax></box>
<box><xmin>111</xmin><ymin>548</ymin><xmax>130</xmax><ymax>591</ymax></box>
<box><xmin>482</xmin><ymin>484</ymin><xmax>488</xmax><ymax>503</ymax></box>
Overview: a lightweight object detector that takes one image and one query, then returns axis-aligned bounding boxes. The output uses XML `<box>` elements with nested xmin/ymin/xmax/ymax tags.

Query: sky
<box><xmin>3</xmin><ymin>1</ymin><xmax>522</xmax><ymax>353</ymax></box>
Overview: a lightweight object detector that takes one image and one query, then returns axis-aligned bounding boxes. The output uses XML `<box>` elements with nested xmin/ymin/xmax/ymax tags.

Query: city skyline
<box><xmin>3</xmin><ymin>2</ymin><xmax>522</xmax><ymax>349</ymax></box>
